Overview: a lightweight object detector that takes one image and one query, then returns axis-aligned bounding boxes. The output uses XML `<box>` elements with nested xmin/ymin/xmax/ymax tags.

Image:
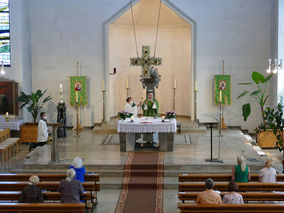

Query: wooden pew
<box><xmin>0</xmin><ymin>203</ymin><xmax>85</xmax><ymax>213</ymax></box>
<box><xmin>178</xmin><ymin>203</ymin><xmax>284</xmax><ymax>213</ymax></box>
<box><xmin>179</xmin><ymin>182</ymin><xmax>284</xmax><ymax>192</ymax></box>
<box><xmin>178</xmin><ymin>174</ymin><xmax>284</xmax><ymax>182</ymax></box>
<box><xmin>0</xmin><ymin>182</ymin><xmax>99</xmax><ymax>192</ymax></box>
<box><xmin>0</xmin><ymin>173</ymin><xmax>100</xmax><ymax>182</ymax></box>
<box><xmin>0</xmin><ymin>191</ymin><xmax>95</xmax><ymax>210</ymax></box>
<box><xmin>178</xmin><ymin>191</ymin><xmax>284</xmax><ymax>203</ymax></box>
<box><xmin>0</xmin><ymin>173</ymin><xmax>100</xmax><ymax>204</ymax></box>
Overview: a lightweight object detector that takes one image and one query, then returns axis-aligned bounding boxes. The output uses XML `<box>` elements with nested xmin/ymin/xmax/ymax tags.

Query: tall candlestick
<box><xmin>75</xmin><ymin>91</ymin><xmax>79</xmax><ymax>103</ymax></box>
<box><xmin>173</xmin><ymin>78</ymin><xmax>177</xmax><ymax>89</ymax></box>
<box><xmin>102</xmin><ymin>80</ymin><xmax>105</xmax><ymax>91</ymax></box>
<box><xmin>126</xmin><ymin>79</ymin><xmax>129</xmax><ymax>89</ymax></box>
<box><xmin>194</xmin><ymin>81</ymin><xmax>197</xmax><ymax>92</ymax></box>
<box><xmin>219</xmin><ymin>90</ymin><xmax>222</xmax><ymax>103</ymax></box>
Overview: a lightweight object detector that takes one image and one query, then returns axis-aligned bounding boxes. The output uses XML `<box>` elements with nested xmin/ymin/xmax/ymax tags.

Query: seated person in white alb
<box><xmin>124</xmin><ymin>97</ymin><xmax>141</xmax><ymax>118</ymax></box>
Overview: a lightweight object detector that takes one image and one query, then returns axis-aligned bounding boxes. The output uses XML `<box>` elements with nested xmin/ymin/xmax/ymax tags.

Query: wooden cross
<box><xmin>130</xmin><ymin>45</ymin><xmax>162</xmax><ymax>79</ymax></box>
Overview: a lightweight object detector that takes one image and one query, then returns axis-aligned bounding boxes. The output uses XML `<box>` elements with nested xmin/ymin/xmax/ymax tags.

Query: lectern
<box><xmin>48</xmin><ymin>123</ymin><xmax>63</xmax><ymax>163</ymax></box>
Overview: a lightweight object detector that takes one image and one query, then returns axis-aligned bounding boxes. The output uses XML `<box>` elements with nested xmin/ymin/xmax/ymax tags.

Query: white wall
<box><xmin>19</xmin><ymin>0</ymin><xmax>275</xmax><ymax>130</ymax></box>
<box><xmin>171</xmin><ymin>0</ymin><xmax>275</xmax><ymax>132</ymax></box>
<box><xmin>109</xmin><ymin>24</ymin><xmax>192</xmax><ymax>117</ymax></box>
<box><xmin>278</xmin><ymin>0</ymin><xmax>284</xmax><ymax>103</ymax></box>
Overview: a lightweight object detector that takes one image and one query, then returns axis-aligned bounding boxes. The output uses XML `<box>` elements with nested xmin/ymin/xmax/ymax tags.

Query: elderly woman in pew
<box><xmin>19</xmin><ymin>175</ymin><xmax>43</xmax><ymax>203</ymax></box>
<box><xmin>58</xmin><ymin>168</ymin><xmax>85</xmax><ymax>203</ymax></box>
<box><xmin>259</xmin><ymin>158</ymin><xmax>277</xmax><ymax>183</ymax></box>
<box><xmin>69</xmin><ymin>157</ymin><xmax>86</xmax><ymax>183</ymax></box>
<box><xmin>232</xmin><ymin>156</ymin><xmax>251</xmax><ymax>183</ymax></box>
<box><xmin>222</xmin><ymin>181</ymin><xmax>243</xmax><ymax>204</ymax></box>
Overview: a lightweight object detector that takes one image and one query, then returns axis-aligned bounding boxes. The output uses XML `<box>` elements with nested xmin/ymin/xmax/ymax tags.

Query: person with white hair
<box><xmin>58</xmin><ymin>169</ymin><xmax>84</xmax><ymax>203</ymax></box>
<box><xmin>19</xmin><ymin>175</ymin><xmax>43</xmax><ymax>203</ymax></box>
<box><xmin>69</xmin><ymin>157</ymin><xmax>86</xmax><ymax>183</ymax></box>
<box><xmin>259</xmin><ymin>158</ymin><xmax>277</xmax><ymax>183</ymax></box>
<box><xmin>232</xmin><ymin>156</ymin><xmax>251</xmax><ymax>183</ymax></box>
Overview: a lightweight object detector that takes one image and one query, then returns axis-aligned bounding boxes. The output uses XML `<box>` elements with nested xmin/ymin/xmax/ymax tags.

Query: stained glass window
<box><xmin>0</xmin><ymin>0</ymin><xmax>9</xmax><ymax>65</ymax></box>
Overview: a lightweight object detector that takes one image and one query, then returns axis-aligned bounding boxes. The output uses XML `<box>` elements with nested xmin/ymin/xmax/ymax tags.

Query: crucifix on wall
<box><xmin>130</xmin><ymin>45</ymin><xmax>162</xmax><ymax>98</ymax></box>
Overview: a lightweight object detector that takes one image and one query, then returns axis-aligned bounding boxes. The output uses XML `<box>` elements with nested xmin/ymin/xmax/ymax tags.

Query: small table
<box><xmin>118</xmin><ymin>117</ymin><xmax>177</xmax><ymax>152</ymax></box>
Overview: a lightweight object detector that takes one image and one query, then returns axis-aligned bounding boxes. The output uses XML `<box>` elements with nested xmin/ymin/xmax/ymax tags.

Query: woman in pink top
<box><xmin>223</xmin><ymin>181</ymin><xmax>243</xmax><ymax>204</ymax></box>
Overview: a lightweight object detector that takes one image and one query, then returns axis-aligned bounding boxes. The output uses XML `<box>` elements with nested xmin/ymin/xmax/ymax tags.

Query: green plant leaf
<box><xmin>242</xmin><ymin>103</ymin><xmax>251</xmax><ymax>121</ymax></box>
<box><xmin>250</xmin><ymin>89</ymin><xmax>260</xmax><ymax>96</ymax></box>
<box><xmin>252</xmin><ymin>72</ymin><xmax>266</xmax><ymax>84</ymax></box>
<box><xmin>237</xmin><ymin>91</ymin><xmax>249</xmax><ymax>99</ymax></box>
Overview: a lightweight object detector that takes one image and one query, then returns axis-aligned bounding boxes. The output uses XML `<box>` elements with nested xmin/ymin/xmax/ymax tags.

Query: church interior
<box><xmin>1</xmin><ymin>0</ymin><xmax>284</xmax><ymax>212</ymax></box>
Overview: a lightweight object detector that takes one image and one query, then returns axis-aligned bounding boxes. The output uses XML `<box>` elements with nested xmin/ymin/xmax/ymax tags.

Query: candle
<box><xmin>126</xmin><ymin>79</ymin><xmax>129</xmax><ymax>89</ymax></box>
<box><xmin>102</xmin><ymin>80</ymin><xmax>105</xmax><ymax>91</ymax></box>
<box><xmin>194</xmin><ymin>81</ymin><xmax>197</xmax><ymax>92</ymax></box>
<box><xmin>174</xmin><ymin>78</ymin><xmax>177</xmax><ymax>89</ymax></box>
<box><xmin>5</xmin><ymin>112</ymin><xmax>8</xmax><ymax>118</ymax></box>
<box><xmin>219</xmin><ymin>90</ymin><xmax>222</xmax><ymax>103</ymax></box>
<box><xmin>75</xmin><ymin>91</ymin><xmax>79</xmax><ymax>103</ymax></box>
<box><xmin>131</xmin><ymin>116</ymin><xmax>134</xmax><ymax>120</ymax></box>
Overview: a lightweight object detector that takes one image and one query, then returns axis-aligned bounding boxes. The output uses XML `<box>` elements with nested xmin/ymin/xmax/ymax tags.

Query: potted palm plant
<box><xmin>17</xmin><ymin>89</ymin><xmax>52</xmax><ymax>123</ymax></box>
<box><xmin>17</xmin><ymin>89</ymin><xmax>52</xmax><ymax>143</ymax></box>
<box><xmin>237</xmin><ymin>71</ymin><xmax>275</xmax><ymax>148</ymax></box>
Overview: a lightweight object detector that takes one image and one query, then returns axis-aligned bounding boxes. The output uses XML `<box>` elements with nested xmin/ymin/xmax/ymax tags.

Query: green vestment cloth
<box><xmin>142</xmin><ymin>99</ymin><xmax>159</xmax><ymax>117</ymax></box>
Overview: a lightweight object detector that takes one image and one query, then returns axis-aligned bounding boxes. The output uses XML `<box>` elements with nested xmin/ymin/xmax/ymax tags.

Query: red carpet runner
<box><xmin>115</xmin><ymin>152</ymin><xmax>164</xmax><ymax>213</ymax></box>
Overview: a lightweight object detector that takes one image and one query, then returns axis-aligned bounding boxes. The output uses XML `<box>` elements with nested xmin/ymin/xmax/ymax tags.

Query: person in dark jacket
<box><xmin>19</xmin><ymin>175</ymin><xmax>43</xmax><ymax>203</ymax></box>
<box><xmin>58</xmin><ymin>168</ymin><xmax>84</xmax><ymax>203</ymax></box>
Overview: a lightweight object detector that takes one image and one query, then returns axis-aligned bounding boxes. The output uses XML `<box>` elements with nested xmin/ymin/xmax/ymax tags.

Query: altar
<box><xmin>117</xmin><ymin>117</ymin><xmax>177</xmax><ymax>152</ymax></box>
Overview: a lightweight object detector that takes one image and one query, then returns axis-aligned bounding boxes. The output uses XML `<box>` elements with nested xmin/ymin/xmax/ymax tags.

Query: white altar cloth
<box><xmin>117</xmin><ymin>117</ymin><xmax>177</xmax><ymax>133</ymax></box>
<box><xmin>0</xmin><ymin>119</ymin><xmax>24</xmax><ymax>131</ymax></box>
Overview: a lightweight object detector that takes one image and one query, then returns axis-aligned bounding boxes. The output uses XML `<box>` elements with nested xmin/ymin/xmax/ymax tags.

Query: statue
<box><xmin>57</xmin><ymin>102</ymin><xmax>66</xmax><ymax>138</ymax></box>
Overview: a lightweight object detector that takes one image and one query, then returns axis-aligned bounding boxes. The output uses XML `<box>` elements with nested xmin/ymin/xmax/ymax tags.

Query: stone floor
<box><xmin>0</xmin><ymin>120</ymin><xmax>283</xmax><ymax>212</ymax></box>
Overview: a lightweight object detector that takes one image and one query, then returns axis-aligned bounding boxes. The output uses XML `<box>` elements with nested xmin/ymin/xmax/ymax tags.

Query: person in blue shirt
<box><xmin>69</xmin><ymin>157</ymin><xmax>86</xmax><ymax>183</ymax></box>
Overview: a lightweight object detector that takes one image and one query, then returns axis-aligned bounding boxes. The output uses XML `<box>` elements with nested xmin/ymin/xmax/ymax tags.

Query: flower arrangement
<box><xmin>118</xmin><ymin>111</ymin><xmax>130</xmax><ymax>120</ymax></box>
<box><xmin>165</xmin><ymin>111</ymin><xmax>176</xmax><ymax>119</ymax></box>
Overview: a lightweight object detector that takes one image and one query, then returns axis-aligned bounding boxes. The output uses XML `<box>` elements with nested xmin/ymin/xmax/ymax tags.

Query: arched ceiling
<box><xmin>112</xmin><ymin>0</ymin><xmax>190</xmax><ymax>27</ymax></box>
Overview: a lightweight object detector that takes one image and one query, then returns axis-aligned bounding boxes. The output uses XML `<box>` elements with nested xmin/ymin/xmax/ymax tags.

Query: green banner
<box><xmin>70</xmin><ymin>76</ymin><xmax>87</xmax><ymax>106</ymax></box>
<box><xmin>214</xmin><ymin>75</ymin><xmax>231</xmax><ymax>105</ymax></box>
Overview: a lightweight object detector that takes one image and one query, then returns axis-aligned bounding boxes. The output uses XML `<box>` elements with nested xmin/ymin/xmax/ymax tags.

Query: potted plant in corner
<box><xmin>17</xmin><ymin>89</ymin><xmax>52</xmax><ymax>143</ymax></box>
<box><xmin>237</xmin><ymin>71</ymin><xmax>275</xmax><ymax>148</ymax></box>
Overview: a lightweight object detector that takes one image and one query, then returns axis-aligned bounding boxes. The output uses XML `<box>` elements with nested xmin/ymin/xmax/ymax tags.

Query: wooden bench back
<box><xmin>0</xmin><ymin>128</ymin><xmax>10</xmax><ymax>142</ymax></box>
<box><xmin>0</xmin><ymin>173</ymin><xmax>99</xmax><ymax>182</ymax></box>
<box><xmin>0</xmin><ymin>203</ymin><xmax>85</xmax><ymax>213</ymax></box>
<box><xmin>0</xmin><ymin>191</ymin><xmax>92</xmax><ymax>201</ymax></box>
<box><xmin>178</xmin><ymin>192</ymin><xmax>284</xmax><ymax>202</ymax></box>
<box><xmin>179</xmin><ymin>182</ymin><xmax>284</xmax><ymax>192</ymax></box>
<box><xmin>178</xmin><ymin>203</ymin><xmax>284</xmax><ymax>212</ymax></box>
<box><xmin>178</xmin><ymin>174</ymin><xmax>284</xmax><ymax>182</ymax></box>
<box><xmin>0</xmin><ymin>182</ymin><xmax>99</xmax><ymax>192</ymax></box>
